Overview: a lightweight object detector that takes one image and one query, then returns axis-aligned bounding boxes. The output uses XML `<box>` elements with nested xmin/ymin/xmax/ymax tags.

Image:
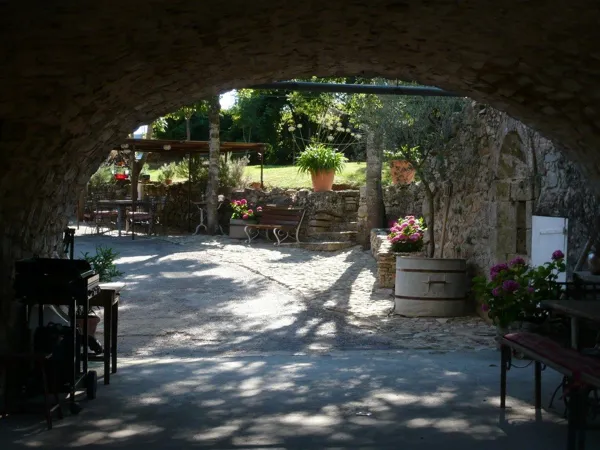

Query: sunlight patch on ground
<box><xmin>116</xmin><ymin>254</ymin><xmax>158</xmax><ymax>264</ymax></box>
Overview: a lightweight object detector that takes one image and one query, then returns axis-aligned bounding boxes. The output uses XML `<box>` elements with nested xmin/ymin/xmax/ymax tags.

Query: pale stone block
<box><xmin>510</xmin><ymin>180</ymin><xmax>533</xmax><ymax>201</ymax></box>
<box><xmin>496</xmin><ymin>201</ymin><xmax>516</xmax><ymax>227</ymax></box>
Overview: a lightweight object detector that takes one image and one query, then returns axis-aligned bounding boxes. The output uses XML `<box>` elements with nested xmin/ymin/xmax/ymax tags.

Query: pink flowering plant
<box><xmin>387</xmin><ymin>215</ymin><xmax>426</xmax><ymax>253</ymax></box>
<box><xmin>230</xmin><ymin>199</ymin><xmax>262</xmax><ymax>220</ymax></box>
<box><xmin>472</xmin><ymin>250</ymin><xmax>566</xmax><ymax>328</ymax></box>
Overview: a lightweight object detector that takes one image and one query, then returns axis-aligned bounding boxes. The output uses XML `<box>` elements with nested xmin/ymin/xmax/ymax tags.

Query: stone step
<box><xmin>280</xmin><ymin>241</ymin><xmax>356</xmax><ymax>252</ymax></box>
<box><xmin>331</xmin><ymin>221</ymin><xmax>358</xmax><ymax>232</ymax></box>
<box><xmin>307</xmin><ymin>231</ymin><xmax>357</xmax><ymax>242</ymax></box>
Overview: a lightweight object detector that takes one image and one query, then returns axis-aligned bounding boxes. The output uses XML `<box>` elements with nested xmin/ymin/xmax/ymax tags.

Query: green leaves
<box><xmin>296</xmin><ymin>144</ymin><xmax>347</xmax><ymax>174</ymax></box>
<box><xmin>81</xmin><ymin>246</ymin><xmax>123</xmax><ymax>283</ymax></box>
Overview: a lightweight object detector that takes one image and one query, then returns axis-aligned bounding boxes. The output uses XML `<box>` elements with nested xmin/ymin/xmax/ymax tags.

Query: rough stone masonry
<box><xmin>2</xmin><ymin>1</ymin><xmax>600</xmax><ymax>348</ymax></box>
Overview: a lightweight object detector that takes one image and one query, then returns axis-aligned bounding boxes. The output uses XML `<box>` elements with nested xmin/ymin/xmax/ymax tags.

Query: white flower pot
<box><xmin>229</xmin><ymin>218</ymin><xmax>256</xmax><ymax>239</ymax></box>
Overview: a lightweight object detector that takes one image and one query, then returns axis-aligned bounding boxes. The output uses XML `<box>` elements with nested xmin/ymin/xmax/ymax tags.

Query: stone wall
<box><xmin>128</xmin><ymin>184</ymin><xmax>362</xmax><ymax>237</ymax></box>
<box><xmin>434</xmin><ymin>104</ymin><xmax>600</xmax><ymax>277</ymax></box>
<box><xmin>231</xmin><ymin>188</ymin><xmax>360</xmax><ymax>238</ymax></box>
<box><xmin>370</xmin><ymin>229</ymin><xmax>396</xmax><ymax>288</ymax></box>
<box><xmin>366</xmin><ymin>104</ymin><xmax>600</xmax><ymax>289</ymax></box>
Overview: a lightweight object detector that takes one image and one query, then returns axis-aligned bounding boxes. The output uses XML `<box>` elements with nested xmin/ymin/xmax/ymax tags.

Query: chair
<box><xmin>153</xmin><ymin>195</ymin><xmax>169</xmax><ymax>235</ymax></box>
<box><xmin>126</xmin><ymin>200</ymin><xmax>156</xmax><ymax>237</ymax></box>
<box><xmin>92</xmin><ymin>197</ymin><xmax>118</xmax><ymax>235</ymax></box>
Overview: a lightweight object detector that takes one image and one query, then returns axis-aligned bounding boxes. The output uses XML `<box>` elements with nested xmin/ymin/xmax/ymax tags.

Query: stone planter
<box><xmin>394</xmin><ymin>255</ymin><xmax>468</xmax><ymax>317</ymax></box>
<box><xmin>229</xmin><ymin>218</ymin><xmax>256</xmax><ymax>239</ymax></box>
<box><xmin>310</xmin><ymin>170</ymin><xmax>335</xmax><ymax>192</ymax></box>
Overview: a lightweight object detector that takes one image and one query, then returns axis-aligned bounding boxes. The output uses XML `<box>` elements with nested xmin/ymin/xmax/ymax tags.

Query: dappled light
<box><xmin>2</xmin><ymin>352</ymin><xmax>586</xmax><ymax>449</ymax></box>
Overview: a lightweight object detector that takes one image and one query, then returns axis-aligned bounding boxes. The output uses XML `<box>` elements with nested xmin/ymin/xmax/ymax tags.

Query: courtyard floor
<box><xmin>2</xmin><ymin>234</ymin><xmax>597</xmax><ymax>448</ymax></box>
<box><xmin>79</xmin><ymin>233</ymin><xmax>496</xmax><ymax>356</ymax></box>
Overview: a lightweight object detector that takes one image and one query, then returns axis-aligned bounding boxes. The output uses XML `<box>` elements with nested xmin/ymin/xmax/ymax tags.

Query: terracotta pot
<box><xmin>76</xmin><ymin>315</ymin><xmax>101</xmax><ymax>337</ymax></box>
<box><xmin>390</xmin><ymin>160</ymin><xmax>416</xmax><ymax>185</ymax></box>
<box><xmin>310</xmin><ymin>170</ymin><xmax>335</xmax><ymax>192</ymax></box>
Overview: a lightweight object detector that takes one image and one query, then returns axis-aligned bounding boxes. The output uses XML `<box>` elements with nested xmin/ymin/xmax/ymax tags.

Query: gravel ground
<box><xmin>76</xmin><ymin>234</ymin><xmax>496</xmax><ymax>357</ymax></box>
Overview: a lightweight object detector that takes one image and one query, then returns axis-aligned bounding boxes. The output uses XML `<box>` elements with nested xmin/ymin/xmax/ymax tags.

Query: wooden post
<box><xmin>188</xmin><ymin>152</ymin><xmax>192</xmax><ymax>232</ymax></box>
<box><xmin>260</xmin><ymin>148</ymin><xmax>264</xmax><ymax>189</ymax></box>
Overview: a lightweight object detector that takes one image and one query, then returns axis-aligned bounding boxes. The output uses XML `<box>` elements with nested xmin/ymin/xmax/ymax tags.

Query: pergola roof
<box><xmin>116</xmin><ymin>138</ymin><xmax>266</xmax><ymax>154</ymax></box>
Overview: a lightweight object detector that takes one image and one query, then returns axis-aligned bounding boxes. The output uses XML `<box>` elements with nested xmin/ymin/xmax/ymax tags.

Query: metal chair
<box><xmin>92</xmin><ymin>197</ymin><xmax>118</xmax><ymax>235</ymax></box>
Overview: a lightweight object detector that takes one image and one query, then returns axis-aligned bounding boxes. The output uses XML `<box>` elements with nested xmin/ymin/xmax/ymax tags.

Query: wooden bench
<box><xmin>244</xmin><ymin>207</ymin><xmax>305</xmax><ymax>245</ymax></box>
<box><xmin>501</xmin><ymin>331</ymin><xmax>600</xmax><ymax>449</ymax></box>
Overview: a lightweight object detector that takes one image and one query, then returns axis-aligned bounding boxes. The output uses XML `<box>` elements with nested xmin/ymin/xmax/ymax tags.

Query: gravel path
<box><xmin>77</xmin><ymin>234</ymin><xmax>495</xmax><ymax>357</ymax></box>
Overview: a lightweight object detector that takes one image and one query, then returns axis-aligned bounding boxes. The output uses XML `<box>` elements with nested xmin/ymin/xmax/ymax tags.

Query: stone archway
<box><xmin>492</xmin><ymin>131</ymin><xmax>536</xmax><ymax>262</ymax></box>
<box><xmin>2</xmin><ymin>1</ymin><xmax>600</xmax><ymax>327</ymax></box>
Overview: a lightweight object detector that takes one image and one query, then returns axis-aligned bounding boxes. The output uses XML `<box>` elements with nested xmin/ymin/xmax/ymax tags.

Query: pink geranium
<box><xmin>242</xmin><ymin>214</ymin><xmax>249</xmax><ymax>220</ymax></box>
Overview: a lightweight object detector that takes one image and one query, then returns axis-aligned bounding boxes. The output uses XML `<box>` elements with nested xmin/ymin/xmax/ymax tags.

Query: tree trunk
<box><xmin>185</xmin><ymin>117</ymin><xmax>191</xmax><ymax>141</ymax></box>
<box><xmin>363</xmin><ymin>129</ymin><xmax>385</xmax><ymax>250</ymax></box>
<box><xmin>423</xmin><ymin>184</ymin><xmax>435</xmax><ymax>257</ymax></box>
<box><xmin>206</xmin><ymin>95</ymin><xmax>221</xmax><ymax>234</ymax></box>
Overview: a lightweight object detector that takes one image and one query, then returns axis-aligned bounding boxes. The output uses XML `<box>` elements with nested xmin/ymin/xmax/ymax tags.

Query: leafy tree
<box><xmin>358</xmin><ymin>81</ymin><xmax>469</xmax><ymax>256</ymax></box>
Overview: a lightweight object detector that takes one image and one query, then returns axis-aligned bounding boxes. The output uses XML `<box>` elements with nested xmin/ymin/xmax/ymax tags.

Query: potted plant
<box><xmin>472</xmin><ymin>250</ymin><xmax>565</xmax><ymax>341</ymax></box>
<box><xmin>229</xmin><ymin>199</ymin><xmax>261</xmax><ymax>239</ymax></box>
<box><xmin>296</xmin><ymin>144</ymin><xmax>347</xmax><ymax>192</ymax></box>
<box><xmin>80</xmin><ymin>246</ymin><xmax>123</xmax><ymax>338</ymax></box>
<box><xmin>384</xmin><ymin>147</ymin><xmax>417</xmax><ymax>185</ymax></box>
<box><xmin>158</xmin><ymin>162</ymin><xmax>176</xmax><ymax>185</ymax></box>
<box><xmin>390</xmin><ymin>215</ymin><xmax>468</xmax><ymax>317</ymax></box>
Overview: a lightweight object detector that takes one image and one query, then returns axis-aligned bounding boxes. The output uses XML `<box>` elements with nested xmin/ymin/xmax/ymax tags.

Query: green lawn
<box><xmin>245</xmin><ymin>162</ymin><xmax>367</xmax><ymax>189</ymax></box>
<box><xmin>144</xmin><ymin>162</ymin><xmax>377</xmax><ymax>188</ymax></box>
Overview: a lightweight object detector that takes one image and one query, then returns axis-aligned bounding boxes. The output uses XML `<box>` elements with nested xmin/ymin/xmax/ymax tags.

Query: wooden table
<box><xmin>91</xmin><ymin>282</ymin><xmax>124</xmax><ymax>384</ymax></box>
<box><xmin>541</xmin><ymin>300</ymin><xmax>600</xmax><ymax>349</ymax></box>
<box><xmin>97</xmin><ymin>200</ymin><xmax>149</xmax><ymax>237</ymax></box>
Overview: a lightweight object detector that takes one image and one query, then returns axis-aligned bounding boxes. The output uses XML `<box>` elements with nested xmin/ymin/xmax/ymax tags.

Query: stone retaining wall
<box><xmin>370</xmin><ymin>229</ymin><xmax>396</xmax><ymax>288</ymax></box>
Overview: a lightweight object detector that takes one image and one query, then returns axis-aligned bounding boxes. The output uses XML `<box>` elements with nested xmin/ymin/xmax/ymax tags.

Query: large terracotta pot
<box><xmin>390</xmin><ymin>160</ymin><xmax>416</xmax><ymax>185</ymax></box>
<box><xmin>310</xmin><ymin>170</ymin><xmax>335</xmax><ymax>192</ymax></box>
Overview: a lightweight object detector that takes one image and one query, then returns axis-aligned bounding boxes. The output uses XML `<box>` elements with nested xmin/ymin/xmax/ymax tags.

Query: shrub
<box><xmin>89</xmin><ymin>165</ymin><xmax>115</xmax><ymax>188</ymax></box>
<box><xmin>296</xmin><ymin>144</ymin><xmax>347</xmax><ymax>174</ymax></box>
<box><xmin>472</xmin><ymin>251</ymin><xmax>566</xmax><ymax>329</ymax></box>
<box><xmin>157</xmin><ymin>162</ymin><xmax>177</xmax><ymax>183</ymax></box>
<box><xmin>174</xmin><ymin>154</ymin><xmax>249</xmax><ymax>189</ymax></box>
<box><xmin>82</xmin><ymin>245</ymin><xmax>123</xmax><ymax>282</ymax></box>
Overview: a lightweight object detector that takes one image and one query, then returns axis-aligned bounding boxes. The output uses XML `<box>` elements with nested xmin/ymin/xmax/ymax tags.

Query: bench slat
<box><xmin>502</xmin><ymin>332</ymin><xmax>600</xmax><ymax>387</ymax></box>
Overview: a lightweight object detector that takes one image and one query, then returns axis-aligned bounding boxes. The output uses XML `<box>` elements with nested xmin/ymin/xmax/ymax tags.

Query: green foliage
<box><xmin>89</xmin><ymin>166</ymin><xmax>115</xmax><ymax>188</ymax></box>
<box><xmin>157</xmin><ymin>162</ymin><xmax>177</xmax><ymax>182</ymax></box>
<box><xmin>82</xmin><ymin>246</ymin><xmax>123</xmax><ymax>283</ymax></box>
<box><xmin>174</xmin><ymin>154</ymin><xmax>249</xmax><ymax>189</ymax></box>
<box><xmin>472</xmin><ymin>253</ymin><xmax>566</xmax><ymax>328</ymax></box>
<box><xmin>383</xmin><ymin>145</ymin><xmax>420</xmax><ymax>162</ymax></box>
<box><xmin>296</xmin><ymin>144</ymin><xmax>347</xmax><ymax>174</ymax></box>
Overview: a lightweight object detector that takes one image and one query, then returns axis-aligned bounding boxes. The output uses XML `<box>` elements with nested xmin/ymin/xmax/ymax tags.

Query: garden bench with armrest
<box><xmin>500</xmin><ymin>331</ymin><xmax>600</xmax><ymax>450</ymax></box>
<box><xmin>244</xmin><ymin>207</ymin><xmax>305</xmax><ymax>246</ymax></box>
